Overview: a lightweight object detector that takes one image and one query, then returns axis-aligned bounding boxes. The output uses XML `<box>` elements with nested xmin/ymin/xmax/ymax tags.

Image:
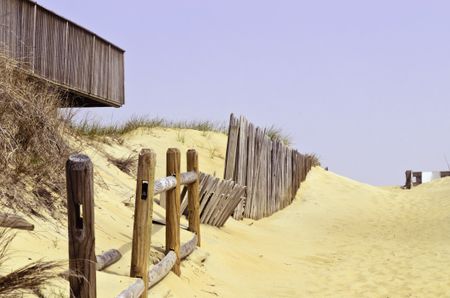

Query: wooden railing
<box><xmin>65</xmin><ymin>148</ymin><xmax>201</xmax><ymax>298</ymax></box>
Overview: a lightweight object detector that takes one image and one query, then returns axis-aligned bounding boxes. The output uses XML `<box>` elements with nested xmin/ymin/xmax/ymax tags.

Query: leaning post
<box><xmin>130</xmin><ymin>149</ymin><xmax>156</xmax><ymax>297</ymax></box>
<box><xmin>166</xmin><ymin>148</ymin><xmax>181</xmax><ymax>275</ymax></box>
<box><xmin>66</xmin><ymin>154</ymin><xmax>96</xmax><ymax>298</ymax></box>
<box><xmin>187</xmin><ymin>149</ymin><xmax>201</xmax><ymax>246</ymax></box>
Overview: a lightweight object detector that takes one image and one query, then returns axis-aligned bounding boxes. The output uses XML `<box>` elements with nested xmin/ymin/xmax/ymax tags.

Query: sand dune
<box><xmin>4</xmin><ymin>128</ymin><xmax>450</xmax><ymax>297</ymax></box>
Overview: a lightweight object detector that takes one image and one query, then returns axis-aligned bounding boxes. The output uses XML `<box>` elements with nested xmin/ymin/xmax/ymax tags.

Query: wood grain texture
<box><xmin>66</xmin><ymin>154</ymin><xmax>96</xmax><ymax>298</ymax></box>
<box><xmin>116</xmin><ymin>278</ymin><xmax>145</xmax><ymax>298</ymax></box>
<box><xmin>96</xmin><ymin>249</ymin><xmax>121</xmax><ymax>271</ymax></box>
<box><xmin>0</xmin><ymin>0</ymin><xmax>125</xmax><ymax>107</ymax></box>
<box><xmin>223</xmin><ymin>114</ymin><xmax>314</xmax><ymax>220</ymax></box>
<box><xmin>187</xmin><ymin>149</ymin><xmax>201</xmax><ymax>246</ymax></box>
<box><xmin>154</xmin><ymin>171</ymin><xmax>197</xmax><ymax>195</ymax></box>
<box><xmin>130</xmin><ymin>149</ymin><xmax>155</xmax><ymax>297</ymax></box>
<box><xmin>165</xmin><ymin>148</ymin><xmax>181</xmax><ymax>276</ymax></box>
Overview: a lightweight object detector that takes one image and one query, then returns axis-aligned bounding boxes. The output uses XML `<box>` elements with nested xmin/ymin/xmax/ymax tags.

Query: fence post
<box><xmin>405</xmin><ymin>170</ymin><xmax>412</xmax><ymax>189</ymax></box>
<box><xmin>166</xmin><ymin>148</ymin><xmax>181</xmax><ymax>275</ymax></box>
<box><xmin>66</xmin><ymin>154</ymin><xmax>96</xmax><ymax>298</ymax></box>
<box><xmin>187</xmin><ymin>149</ymin><xmax>201</xmax><ymax>246</ymax></box>
<box><xmin>130</xmin><ymin>149</ymin><xmax>156</xmax><ymax>296</ymax></box>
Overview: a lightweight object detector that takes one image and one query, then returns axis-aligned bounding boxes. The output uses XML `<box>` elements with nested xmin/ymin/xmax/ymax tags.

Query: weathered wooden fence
<box><xmin>65</xmin><ymin>148</ymin><xmax>201</xmax><ymax>298</ymax></box>
<box><xmin>180</xmin><ymin>173</ymin><xmax>246</xmax><ymax>227</ymax></box>
<box><xmin>224</xmin><ymin>114</ymin><xmax>314</xmax><ymax>220</ymax></box>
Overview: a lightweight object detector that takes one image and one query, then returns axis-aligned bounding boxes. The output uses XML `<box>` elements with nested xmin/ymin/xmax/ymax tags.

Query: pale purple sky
<box><xmin>39</xmin><ymin>0</ymin><xmax>450</xmax><ymax>186</ymax></box>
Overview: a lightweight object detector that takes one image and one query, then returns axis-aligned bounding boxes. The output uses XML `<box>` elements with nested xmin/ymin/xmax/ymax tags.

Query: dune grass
<box><xmin>264</xmin><ymin>125</ymin><xmax>292</xmax><ymax>146</ymax></box>
<box><xmin>0</xmin><ymin>229</ymin><xmax>61</xmax><ymax>297</ymax></box>
<box><xmin>0</xmin><ymin>52</ymin><xmax>71</xmax><ymax>218</ymax></box>
<box><xmin>71</xmin><ymin>115</ymin><xmax>228</xmax><ymax>138</ymax></box>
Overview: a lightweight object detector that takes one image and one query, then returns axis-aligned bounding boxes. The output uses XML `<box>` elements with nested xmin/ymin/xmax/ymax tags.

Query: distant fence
<box><xmin>224</xmin><ymin>114</ymin><xmax>315</xmax><ymax>220</ymax></box>
<box><xmin>404</xmin><ymin>170</ymin><xmax>450</xmax><ymax>189</ymax></box>
<box><xmin>66</xmin><ymin>148</ymin><xmax>201</xmax><ymax>298</ymax></box>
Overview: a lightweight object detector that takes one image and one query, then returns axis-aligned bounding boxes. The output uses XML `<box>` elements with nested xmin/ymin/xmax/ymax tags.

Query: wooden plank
<box><xmin>199</xmin><ymin>176</ymin><xmax>219</xmax><ymax>216</ymax></box>
<box><xmin>216</xmin><ymin>185</ymin><xmax>246</xmax><ymax>227</ymax></box>
<box><xmin>224</xmin><ymin>114</ymin><xmax>239</xmax><ymax>180</ymax></box>
<box><xmin>233</xmin><ymin>116</ymin><xmax>248</xmax><ymax>219</ymax></box>
<box><xmin>243</xmin><ymin>123</ymin><xmax>255</xmax><ymax>218</ymax></box>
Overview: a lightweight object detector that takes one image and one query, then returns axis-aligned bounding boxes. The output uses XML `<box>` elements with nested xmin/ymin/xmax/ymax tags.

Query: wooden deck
<box><xmin>0</xmin><ymin>0</ymin><xmax>125</xmax><ymax>107</ymax></box>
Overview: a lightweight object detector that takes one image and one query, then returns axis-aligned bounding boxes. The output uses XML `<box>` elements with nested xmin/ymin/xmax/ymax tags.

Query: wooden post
<box><xmin>130</xmin><ymin>149</ymin><xmax>156</xmax><ymax>297</ymax></box>
<box><xmin>187</xmin><ymin>149</ymin><xmax>201</xmax><ymax>246</ymax></box>
<box><xmin>66</xmin><ymin>154</ymin><xmax>96</xmax><ymax>298</ymax></box>
<box><xmin>165</xmin><ymin>148</ymin><xmax>181</xmax><ymax>276</ymax></box>
<box><xmin>405</xmin><ymin>170</ymin><xmax>412</xmax><ymax>189</ymax></box>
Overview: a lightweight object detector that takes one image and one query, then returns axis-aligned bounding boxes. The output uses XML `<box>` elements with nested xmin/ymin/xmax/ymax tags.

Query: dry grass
<box><xmin>107</xmin><ymin>154</ymin><xmax>136</xmax><ymax>175</ymax></box>
<box><xmin>264</xmin><ymin>125</ymin><xmax>292</xmax><ymax>146</ymax></box>
<box><xmin>0</xmin><ymin>52</ymin><xmax>71</xmax><ymax>218</ymax></box>
<box><xmin>306</xmin><ymin>153</ymin><xmax>321</xmax><ymax>167</ymax></box>
<box><xmin>0</xmin><ymin>229</ymin><xmax>62</xmax><ymax>297</ymax></box>
<box><xmin>71</xmin><ymin>115</ymin><xmax>227</xmax><ymax>138</ymax></box>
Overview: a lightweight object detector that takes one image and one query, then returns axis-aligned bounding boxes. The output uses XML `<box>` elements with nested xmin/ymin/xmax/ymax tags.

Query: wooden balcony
<box><xmin>0</xmin><ymin>0</ymin><xmax>125</xmax><ymax>107</ymax></box>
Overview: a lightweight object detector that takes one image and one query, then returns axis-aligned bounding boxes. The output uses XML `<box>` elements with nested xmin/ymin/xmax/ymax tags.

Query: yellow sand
<box><xmin>5</xmin><ymin>127</ymin><xmax>450</xmax><ymax>297</ymax></box>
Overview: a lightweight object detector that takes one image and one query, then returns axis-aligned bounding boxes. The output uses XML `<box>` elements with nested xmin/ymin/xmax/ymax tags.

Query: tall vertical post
<box><xmin>66</xmin><ymin>154</ymin><xmax>96</xmax><ymax>298</ymax></box>
<box><xmin>166</xmin><ymin>148</ymin><xmax>181</xmax><ymax>275</ymax></box>
<box><xmin>130</xmin><ymin>149</ymin><xmax>156</xmax><ymax>297</ymax></box>
<box><xmin>405</xmin><ymin>170</ymin><xmax>412</xmax><ymax>189</ymax></box>
<box><xmin>187</xmin><ymin>149</ymin><xmax>201</xmax><ymax>246</ymax></box>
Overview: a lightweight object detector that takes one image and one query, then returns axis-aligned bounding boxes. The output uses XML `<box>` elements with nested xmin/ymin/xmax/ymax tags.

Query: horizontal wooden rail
<box><xmin>154</xmin><ymin>171</ymin><xmax>197</xmax><ymax>195</ymax></box>
<box><xmin>96</xmin><ymin>249</ymin><xmax>121</xmax><ymax>271</ymax></box>
<box><xmin>116</xmin><ymin>234</ymin><xmax>198</xmax><ymax>298</ymax></box>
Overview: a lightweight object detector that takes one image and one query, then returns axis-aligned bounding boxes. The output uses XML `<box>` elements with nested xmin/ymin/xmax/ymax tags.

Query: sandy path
<box><xmin>179</xmin><ymin>167</ymin><xmax>450</xmax><ymax>297</ymax></box>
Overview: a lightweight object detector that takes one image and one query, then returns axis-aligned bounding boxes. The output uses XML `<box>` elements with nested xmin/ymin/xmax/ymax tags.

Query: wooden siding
<box><xmin>0</xmin><ymin>0</ymin><xmax>125</xmax><ymax>107</ymax></box>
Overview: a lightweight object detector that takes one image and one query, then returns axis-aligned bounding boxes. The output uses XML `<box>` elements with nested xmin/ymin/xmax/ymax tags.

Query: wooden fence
<box><xmin>224</xmin><ymin>114</ymin><xmax>314</xmax><ymax>220</ymax></box>
<box><xmin>0</xmin><ymin>0</ymin><xmax>125</xmax><ymax>107</ymax></box>
<box><xmin>65</xmin><ymin>148</ymin><xmax>201</xmax><ymax>298</ymax></box>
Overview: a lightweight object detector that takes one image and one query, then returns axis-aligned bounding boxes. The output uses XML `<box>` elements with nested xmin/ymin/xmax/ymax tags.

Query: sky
<box><xmin>38</xmin><ymin>0</ymin><xmax>450</xmax><ymax>186</ymax></box>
